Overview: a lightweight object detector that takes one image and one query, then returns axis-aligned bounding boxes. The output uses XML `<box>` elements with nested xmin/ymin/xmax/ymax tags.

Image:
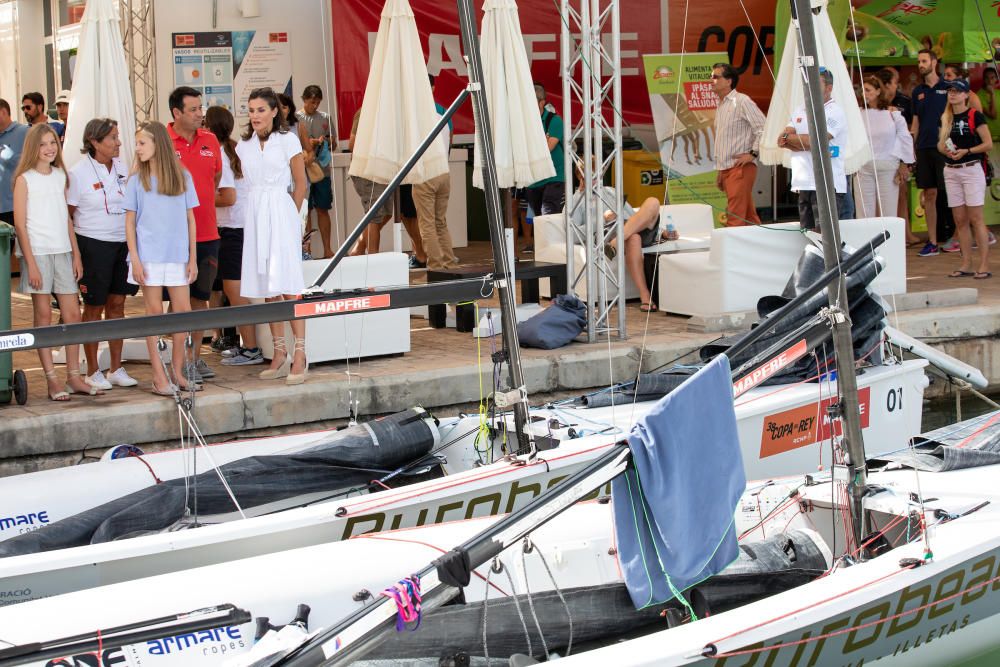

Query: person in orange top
<box><xmin>167</xmin><ymin>86</ymin><xmax>222</xmax><ymax>382</ymax></box>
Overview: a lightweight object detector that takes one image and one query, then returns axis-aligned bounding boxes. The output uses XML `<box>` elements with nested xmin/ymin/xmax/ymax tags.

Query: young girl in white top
<box><xmin>124</xmin><ymin>121</ymin><xmax>200</xmax><ymax>395</ymax></box>
<box><xmin>12</xmin><ymin>124</ymin><xmax>98</xmax><ymax>401</ymax></box>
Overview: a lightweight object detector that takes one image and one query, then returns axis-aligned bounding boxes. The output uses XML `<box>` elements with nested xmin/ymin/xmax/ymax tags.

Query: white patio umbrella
<box><xmin>62</xmin><ymin>0</ymin><xmax>136</xmax><ymax>170</ymax></box>
<box><xmin>473</xmin><ymin>0</ymin><xmax>554</xmax><ymax>189</ymax></box>
<box><xmin>349</xmin><ymin>0</ymin><xmax>448</xmax><ymax>185</ymax></box>
<box><xmin>760</xmin><ymin>0</ymin><xmax>867</xmax><ymax>175</ymax></box>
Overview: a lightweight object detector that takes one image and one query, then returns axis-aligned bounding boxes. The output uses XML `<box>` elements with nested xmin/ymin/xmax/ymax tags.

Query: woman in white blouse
<box><xmin>855</xmin><ymin>75</ymin><xmax>914</xmax><ymax>218</ymax></box>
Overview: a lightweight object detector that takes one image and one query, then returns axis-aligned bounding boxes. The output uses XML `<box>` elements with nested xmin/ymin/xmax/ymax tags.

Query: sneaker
<box><xmin>940</xmin><ymin>238</ymin><xmax>961</xmax><ymax>253</ymax></box>
<box><xmin>917</xmin><ymin>242</ymin><xmax>940</xmax><ymax>257</ymax></box>
<box><xmin>178</xmin><ymin>362</ymin><xmax>204</xmax><ymax>384</ymax></box>
<box><xmin>973</xmin><ymin>232</ymin><xmax>997</xmax><ymax>249</ymax></box>
<box><xmin>408</xmin><ymin>255</ymin><xmax>426</xmax><ymax>269</ymax></box>
<box><xmin>221</xmin><ymin>347</ymin><xmax>265</xmax><ymax>366</ymax></box>
<box><xmin>86</xmin><ymin>370</ymin><xmax>113</xmax><ymax>391</ymax></box>
<box><xmin>210</xmin><ymin>335</ymin><xmax>236</xmax><ymax>353</ymax></box>
<box><xmin>194</xmin><ymin>358</ymin><xmax>216</xmax><ymax>379</ymax></box>
<box><xmin>220</xmin><ymin>345</ymin><xmax>241</xmax><ymax>359</ymax></box>
<box><xmin>107</xmin><ymin>367</ymin><xmax>138</xmax><ymax>387</ymax></box>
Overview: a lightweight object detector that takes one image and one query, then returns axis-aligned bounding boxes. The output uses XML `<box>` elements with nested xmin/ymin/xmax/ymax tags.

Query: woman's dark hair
<box><xmin>277</xmin><ymin>93</ymin><xmax>298</xmax><ymax>126</ymax></box>
<box><xmin>242</xmin><ymin>87</ymin><xmax>289</xmax><ymax>141</ymax></box>
<box><xmin>80</xmin><ymin>117</ymin><xmax>118</xmax><ymax>156</ymax></box>
<box><xmin>862</xmin><ymin>76</ymin><xmax>889</xmax><ymax>110</ymax></box>
<box><xmin>205</xmin><ymin>106</ymin><xmax>242</xmax><ymax>179</ymax></box>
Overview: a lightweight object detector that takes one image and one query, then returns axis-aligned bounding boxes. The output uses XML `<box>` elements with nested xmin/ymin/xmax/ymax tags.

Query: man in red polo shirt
<box><xmin>168</xmin><ymin>86</ymin><xmax>222</xmax><ymax>382</ymax></box>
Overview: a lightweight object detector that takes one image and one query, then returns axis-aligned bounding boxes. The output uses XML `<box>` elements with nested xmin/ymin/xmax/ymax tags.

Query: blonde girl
<box><xmin>124</xmin><ymin>121</ymin><xmax>200</xmax><ymax>395</ymax></box>
<box><xmin>12</xmin><ymin>123</ymin><xmax>97</xmax><ymax>401</ymax></box>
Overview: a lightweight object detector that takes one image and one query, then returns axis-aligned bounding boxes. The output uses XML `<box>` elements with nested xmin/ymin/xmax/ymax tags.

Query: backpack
<box><xmin>967</xmin><ymin>109</ymin><xmax>994</xmax><ymax>185</ymax></box>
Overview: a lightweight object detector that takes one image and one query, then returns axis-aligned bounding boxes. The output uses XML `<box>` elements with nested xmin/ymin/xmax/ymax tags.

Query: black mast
<box><xmin>789</xmin><ymin>0</ymin><xmax>868</xmax><ymax>546</ymax></box>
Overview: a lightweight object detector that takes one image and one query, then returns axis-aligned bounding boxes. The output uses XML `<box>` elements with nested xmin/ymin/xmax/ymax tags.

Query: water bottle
<box><xmin>665</xmin><ymin>214</ymin><xmax>676</xmax><ymax>240</ymax></box>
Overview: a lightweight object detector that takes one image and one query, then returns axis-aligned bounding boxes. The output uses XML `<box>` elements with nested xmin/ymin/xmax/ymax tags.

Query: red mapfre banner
<box><xmin>331</xmin><ymin>0</ymin><xmax>664</xmax><ymax>139</ymax></box>
<box><xmin>332</xmin><ymin>1</ymin><xmax>778</xmax><ymax>140</ymax></box>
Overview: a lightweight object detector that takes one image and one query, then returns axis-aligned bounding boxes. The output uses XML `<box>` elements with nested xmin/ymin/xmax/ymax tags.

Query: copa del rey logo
<box><xmin>294</xmin><ymin>294</ymin><xmax>391</xmax><ymax>318</ymax></box>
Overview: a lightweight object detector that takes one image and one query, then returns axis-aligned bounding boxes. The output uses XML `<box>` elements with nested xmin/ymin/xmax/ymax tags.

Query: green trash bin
<box><xmin>0</xmin><ymin>222</ymin><xmax>27</xmax><ymax>405</ymax></box>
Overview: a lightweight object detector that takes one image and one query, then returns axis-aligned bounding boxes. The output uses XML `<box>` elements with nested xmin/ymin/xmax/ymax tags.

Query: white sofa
<box><xmin>658</xmin><ymin>217</ymin><xmax>906</xmax><ymax>317</ymax></box>
<box><xmin>533</xmin><ymin>203</ymin><xmax>715</xmax><ymax>300</ymax></box>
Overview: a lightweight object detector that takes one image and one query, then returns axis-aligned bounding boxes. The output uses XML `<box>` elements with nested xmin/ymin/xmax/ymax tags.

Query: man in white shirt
<box><xmin>778</xmin><ymin>68</ymin><xmax>849</xmax><ymax>230</ymax></box>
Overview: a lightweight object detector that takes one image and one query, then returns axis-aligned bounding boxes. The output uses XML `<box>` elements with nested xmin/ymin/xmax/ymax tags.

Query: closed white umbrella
<box><xmin>474</xmin><ymin>0</ymin><xmax>554</xmax><ymax>189</ymax></box>
<box><xmin>760</xmin><ymin>0</ymin><xmax>867</xmax><ymax>175</ymax></box>
<box><xmin>349</xmin><ymin>0</ymin><xmax>448</xmax><ymax>185</ymax></box>
<box><xmin>62</xmin><ymin>0</ymin><xmax>136</xmax><ymax>170</ymax></box>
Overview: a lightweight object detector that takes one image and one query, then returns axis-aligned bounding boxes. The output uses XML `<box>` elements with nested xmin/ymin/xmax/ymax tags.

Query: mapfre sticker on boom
<box><xmin>294</xmin><ymin>294</ymin><xmax>390</xmax><ymax>318</ymax></box>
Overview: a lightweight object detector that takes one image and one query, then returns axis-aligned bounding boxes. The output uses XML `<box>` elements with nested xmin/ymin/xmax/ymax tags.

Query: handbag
<box><xmin>316</xmin><ymin>140</ymin><xmax>332</xmax><ymax>169</ymax></box>
<box><xmin>306</xmin><ymin>160</ymin><xmax>325</xmax><ymax>184</ymax></box>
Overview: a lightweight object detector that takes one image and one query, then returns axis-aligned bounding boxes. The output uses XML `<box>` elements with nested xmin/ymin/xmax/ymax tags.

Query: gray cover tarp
<box><xmin>0</xmin><ymin>408</ymin><xmax>437</xmax><ymax>557</ymax></box>
<box><xmin>871</xmin><ymin>410</ymin><xmax>1000</xmax><ymax>472</ymax></box>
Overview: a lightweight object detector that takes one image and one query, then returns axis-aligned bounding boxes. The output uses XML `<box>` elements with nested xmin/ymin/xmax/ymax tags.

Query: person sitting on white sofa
<box><xmin>567</xmin><ymin>183</ymin><xmax>677</xmax><ymax>312</ymax></box>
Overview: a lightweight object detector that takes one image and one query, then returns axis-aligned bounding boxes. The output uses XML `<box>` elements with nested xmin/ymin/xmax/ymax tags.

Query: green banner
<box><xmin>643</xmin><ymin>52</ymin><xmax>730</xmax><ymax>226</ymax></box>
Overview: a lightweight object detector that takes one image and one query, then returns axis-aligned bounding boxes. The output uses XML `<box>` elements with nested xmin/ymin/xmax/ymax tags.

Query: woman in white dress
<box><xmin>236</xmin><ymin>87</ymin><xmax>309</xmax><ymax>385</ymax></box>
<box><xmin>855</xmin><ymin>75</ymin><xmax>914</xmax><ymax>219</ymax></box>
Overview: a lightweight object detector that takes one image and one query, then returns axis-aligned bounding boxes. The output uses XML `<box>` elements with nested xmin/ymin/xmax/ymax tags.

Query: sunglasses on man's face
<box><xmin>20</xmin><ymin>106</ymin><xmax>31</xmax><ymax>111</ymax></box>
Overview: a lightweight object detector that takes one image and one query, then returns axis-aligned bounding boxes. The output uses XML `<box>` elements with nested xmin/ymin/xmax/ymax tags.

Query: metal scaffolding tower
<box><xmin>121</xmin><ymin>0</ymin><xmax>157</xmax><ymax>122</ymax></box>
<box><xmin>560</xmin><ymin>0</ymin><xmax>625</xmax><ymax>342</ymax></box>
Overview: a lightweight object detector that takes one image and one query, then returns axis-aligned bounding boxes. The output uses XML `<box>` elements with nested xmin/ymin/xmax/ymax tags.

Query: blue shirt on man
<box><xmin>123</xmin><ymin>172</ymin><xmax>199</xmax><ymax>264</ymax></box>
<box><xmin>0</xmin><ymin>121</ymin><xmax>29</xmax><ymax>214</ymax></box>
<box><xmin>912</xmin><ymin>80</ymin><xmax>950</xmax><ymax>150</ymax></box>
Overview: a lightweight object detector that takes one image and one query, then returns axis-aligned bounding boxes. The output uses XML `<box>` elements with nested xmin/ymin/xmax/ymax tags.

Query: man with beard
<box><xmin>912</xmin><ymin>48</ymin><xmax>954</xmax><ymax>256</ymax></box>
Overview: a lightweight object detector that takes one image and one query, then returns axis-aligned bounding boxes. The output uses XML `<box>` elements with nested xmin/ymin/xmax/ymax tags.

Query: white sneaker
<box><xmin>107</xmin><ymin>367</ymin><xmax>139</xmax><ymax>387</ymax></box>
<box><xmin>86</xmin><ymin>370</ymin><xmax>113</xmax><ymax>391</ymax></box>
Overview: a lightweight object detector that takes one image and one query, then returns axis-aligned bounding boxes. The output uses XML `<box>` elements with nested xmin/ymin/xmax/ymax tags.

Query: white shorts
<box><xmin>18</xmin><ymin>251</ymin><xmax>77</xmax><ymax>295</ymax></box>
<box><xmin>944</xmin><ymin>163</ymin><xmax>986</xmax><ymax>208</ymax></box>
<box><xmin>128</xmin><ymin>261</ymin><xmax>188</xmax><ymax>287</ymax></box>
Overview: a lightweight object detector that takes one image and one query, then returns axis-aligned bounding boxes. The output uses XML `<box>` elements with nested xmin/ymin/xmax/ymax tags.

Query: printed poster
<box><xmin>172</xmin><ymin>31</ymin><xmax>292</xmax><ymax>118</ymax></box>
<box><xmin>644</xmin><ymin>52</ymin><xmax>730</xmax><ymax>226</ymax></box>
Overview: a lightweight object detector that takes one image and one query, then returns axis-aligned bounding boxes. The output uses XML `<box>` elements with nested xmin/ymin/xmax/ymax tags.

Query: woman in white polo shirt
<box><xmin>66</xmin><ymin>118</ymin><xmax>140</xmax><ymax>390</ymax></box>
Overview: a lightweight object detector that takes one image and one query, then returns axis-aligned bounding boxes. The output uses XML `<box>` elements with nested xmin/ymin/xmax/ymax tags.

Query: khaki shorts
<box><xmin>18</xmin><ymin>251</ymin><xmax>77</xmax><ymax>295</ymax></box>
<box><xmin>350</xmin><ymin>176</ymin><xmax>392</xmax><ymax>218</ymax></box>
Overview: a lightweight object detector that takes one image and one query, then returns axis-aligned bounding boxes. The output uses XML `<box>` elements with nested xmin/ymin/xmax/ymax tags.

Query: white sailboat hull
<box><xmin>0</xmin><ymin>361</ymin><xmax>929</xmax><ymax>609</ymax></box>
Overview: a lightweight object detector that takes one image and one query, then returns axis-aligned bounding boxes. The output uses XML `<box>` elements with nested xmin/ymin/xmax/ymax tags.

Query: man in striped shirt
<box><xmin>712</xmin><ymin>63</ymin><xmax>765</xmax><ymax>226</ymax></box>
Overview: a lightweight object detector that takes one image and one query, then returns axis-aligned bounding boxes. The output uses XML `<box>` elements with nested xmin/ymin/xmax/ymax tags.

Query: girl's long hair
<box><xmin>135</xmin><ymin>121</ymin><xmax>186</xmax><ymax>196</ymax></box>
<box><xmin>939</xmin><ymin>87</ymin><xmax>971</xmax><ymax>147</ymax></box>
<box><xmin>13</xmin><ymin>124</ymin><xmax>65</xmax><ymax>183</ymax></box>
<box><xmin>242</xmin><ymin>87</ymin><xmax>289</xmax><ymax>141</ymax></box>
<box><xmin>205</xmin><ymin>106</ymin><xmax>242</xmax><ymax>179</ymax></box>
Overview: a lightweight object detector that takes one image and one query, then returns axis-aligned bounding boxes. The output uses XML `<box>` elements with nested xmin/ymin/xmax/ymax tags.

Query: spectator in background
<box><xmin>205</xmin><ymin>106</ymin><xmax>263</xmax><ymax>367</ymax></box>
<box><xmin>778</xmin><ymin>67</ymin><xmax>849</xmax><ymax>230</ymax></box>
<box><xmin>977</xmin><ymin>67</ymin><xmax>1000</xmax><ymax>145</ymax></box>
<box><xmin>347</xmin><ymin>108</ymin><xmax>392</xmax><ymax>255</ymax></box>
<box><xmin>237</xmin><ymin>87</ymin><xmax>308</xmax><ymax>385</ymax></box>
<box><xmin>856</xmin><ymin>76</ymin><xmax>913</xmax><ymax>219</ymax></box>
<box><xmin>945</xmin><ymin>65</ymin><xmax>983</xmax><ymax>112</ymax></box>
<box><xmin>12</xmin><ymin>124</ymin><xmax>94</xmax><ymax>401</ymax></box>
<box><xmin>55</xmin><ymin>91</ymin><xmax>70</xmax><ymax>124</ymax></box>
<box><xmin>711</xmin><ymin>62</ymin><xmax>765</xmax><ymax>226</ymax></box>
<box><xmin>524</xmin><ymin>83</ymin><xmax>566</xmax><ymax>217</ymax></box>
<box><xmin>413</xmin><ymin>75</ymin><xmax>458</xmax><ymax>271</ymax></box>
<box><xmin>67</xmin><ymin>118</ymin><xmax>139</xmax><ymax>391</ymax></box>
<box><xmin>0</xmin><ymin>98</ymin><xmax>29</xmax><ymax>224</ymax></box>
<box><xmin>297</xmin><ymin>85</ymin><xmax>335</xmax><ymax>259</ymax></box>
<box><xmin>278</xmin><ymin>93</ymin><xmax>310</xmax><ymax>153</ymax></box>
<box><xmin>125</xmin><ymin>121</ymin><xmax>200</xmax><ymax>395</ymax></box>
<box><xmin>876</xmin><ymin>67</ymin><xmax>921</xmax><ymax>245</ymax></box>
<box><xmin>21</xmin><ymin>92</ymin><xmax>64</xmax><ymax>139</ymax></box>
<box><xmin>167</xmin><ymin>86</ymin><xmax>222</xmax><ymax>382</ymax></box>
<box><xmin>912</xmin><ymin>48</ymin><xmax>953</xmax><ymax>256</ymax></box>
<box><xmin>938</xmin><ymin>78</ymin><xmax>992</xmax><ymax>279</ymax></box>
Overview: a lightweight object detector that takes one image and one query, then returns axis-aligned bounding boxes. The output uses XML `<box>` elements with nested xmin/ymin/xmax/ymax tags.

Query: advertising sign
<box><xmin>644</xmin><ymin>52</ymin><xmax>730</xmax><ymax>226</ymax></box>
<box><xmin>171</xmin><ymin>31</ymin><xmax>292</xmax><ymax>118</ymax></box>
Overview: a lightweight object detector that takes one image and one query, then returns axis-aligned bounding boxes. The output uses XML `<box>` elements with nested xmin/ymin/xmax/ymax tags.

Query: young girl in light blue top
<box><xmin>124</xmin><ymin>120</ymin><xmax>199</xmax><ymax>395</ymax></box>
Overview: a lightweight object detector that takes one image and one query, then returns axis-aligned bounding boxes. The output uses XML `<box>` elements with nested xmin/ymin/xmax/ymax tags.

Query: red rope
<box><xmin>710</xmin><ymin>569</ymin><xmax>1000</xmax><ymax>659</ymax></box>
<box><xmin>127</xmin><ymin>452</ymin><xmax>162</xmax><ymax>484</ymax></box>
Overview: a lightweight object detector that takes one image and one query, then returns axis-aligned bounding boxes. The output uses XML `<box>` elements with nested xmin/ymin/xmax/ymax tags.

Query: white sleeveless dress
<box><xmin>236</xmin><ymin>131</ymin><xmax>304</xmax><ymax>298</ymax></box>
